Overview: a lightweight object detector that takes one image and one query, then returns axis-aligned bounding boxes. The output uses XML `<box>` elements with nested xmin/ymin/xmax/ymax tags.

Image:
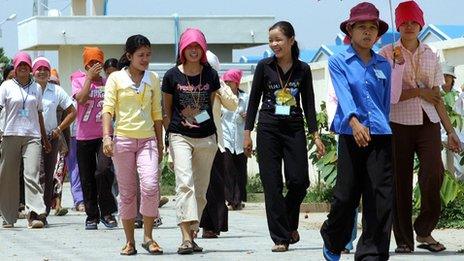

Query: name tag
<box><xmin>374</xmin><ymin>69</ymin><xmax>386</xmax><ymax>79</ymax></box>
<box><xmin>19</xmin><ymin>109</ymin><xmax>29</xmax><ymax>117</ymax></box>
<box><xmin>275</xmin><ymin>105</ymin><xmax>290</xmax><ymax>115</ymax></box>
<box><xmin>195</xmin><ymin>110</ymin><xmax>210</xmax><ymax>124</ymax></box>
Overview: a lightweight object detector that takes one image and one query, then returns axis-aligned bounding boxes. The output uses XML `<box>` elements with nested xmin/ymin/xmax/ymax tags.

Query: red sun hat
<box><xmin>395</xmin><ymin>1</ymin><xmax>425</xmax><ymax>31</ymax></box>
<box><xmin>340</xmin><ymin>2</ymin><xmax>389</xmax><ymax>37</ymax></box>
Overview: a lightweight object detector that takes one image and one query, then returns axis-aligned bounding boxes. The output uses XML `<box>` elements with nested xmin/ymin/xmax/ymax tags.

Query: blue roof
<box><xmin>433</xmin><ymin>25</ymin><xmax>464</xmax><ymax>39</ymax></box>
<box><xmin>378</xmin><ymin>31</ymin><xmax>400</xmax><ymax>47</ymax></box>
<box><xmin>239</xmin><ymin>55</ymin><xmax>263</xmax><ymax>64</ymax></box>
<box><xmin>299</xmin><ymin>49</ymin><xmax>317</xmax><ymax>62</ymax></box>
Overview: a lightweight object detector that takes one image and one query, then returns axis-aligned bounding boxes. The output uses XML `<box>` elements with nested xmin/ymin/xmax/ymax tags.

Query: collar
<box><xmin>395</xmin><ymin>39</ymin><xmax>429</xmax><ymax>55</ymax></box>
<box><xmin>120</xmin><ymin>68</ymin><xmax>152</xmax><ymax>89</ymax></box>
<box><xmin>43</xmin><ymin>82</ymin><xmax>56</xmax><ymax>92</ymax></box>
<box><xmin>344</xmin><ymin>45</ymin><xmax>386</xmax><ymax>65</ymax></box>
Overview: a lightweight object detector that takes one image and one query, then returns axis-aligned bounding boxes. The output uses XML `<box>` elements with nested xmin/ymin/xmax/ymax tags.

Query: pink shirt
<box><xmin>71</xmin><ymin>71</ymin><xmax>106</xmax><ymax>140</ymax></box>
<box><xmin>379</xmin><ymin>41</ymin><xmax>444</xmax><ymax>125</ymax></box>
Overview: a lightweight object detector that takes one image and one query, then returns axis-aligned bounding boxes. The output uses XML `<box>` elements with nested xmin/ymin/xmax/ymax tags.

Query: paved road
<box><xmin>1</xmin><ymin>183</ymin><xmax>463</xmax><ymax>260</ymax></box>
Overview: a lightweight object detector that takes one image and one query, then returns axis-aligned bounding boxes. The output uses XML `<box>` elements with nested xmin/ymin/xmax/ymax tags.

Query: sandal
<box><xmin>289</xmin><ymin>230</ymin><xmax>300</xmax><ymax>244</ymax></box>
<box><xmin>192</xmin><ymin>240</ymin><xmax>203</xmax><ymax>252</ymax></box>
<box><xmin>141</xmin><ymin>239</ymin><xmax>163</xmax><ymax>255</ymax></box>
<box><xmin>101</xmin><ymin>215</ymin><xmax>118</xmax><ymax>228</ymax></box>
<box><xmin>120</xmin><ymin>242</ymin><xmax>137</xmax><ymax>256</ymax></box>
<box><xmin>54</xmin><ymin>208</ymin><xmax>68</xmax><ymax>216</ymax></box>
<box><xmin>417</xmin><ymin>242</ymin><xmax>446</xmax><ymax>252</ymax></box>
<box><xmin>395</xmin><ymin>244</ymin><xmax>412</xmax><ymax>253</ymax></box>
<box><xmin>177</xmin><ymin>240</ymin><xmax>194</xmax><ymax>255</ymax></box>
<box><xmin>271</xmin><ymin>243</ymin><xmax>289</xmax><ymax>252</ymax></box>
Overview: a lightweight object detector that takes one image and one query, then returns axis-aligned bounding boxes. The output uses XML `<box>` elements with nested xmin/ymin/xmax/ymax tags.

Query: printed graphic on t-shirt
<box><xmin>273</xmin><ymin>81</ymin><xmax>300</xmax><ymax>106</ymax></box>
<box><xmin>177</xmin><ymin>82</ymin><xmax>211</xmax><ymax>125</ymax></box>
<box><xmin>82</xmin><ymin>88</ymin><xmax>104</xmax><ymax>123</ymax></box>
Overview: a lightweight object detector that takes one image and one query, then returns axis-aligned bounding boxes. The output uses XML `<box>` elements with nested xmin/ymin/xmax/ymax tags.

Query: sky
<box><xmin>1</xmin><ymin>0</ymin><xmax>464</xmax><ymax>64</ymax></box>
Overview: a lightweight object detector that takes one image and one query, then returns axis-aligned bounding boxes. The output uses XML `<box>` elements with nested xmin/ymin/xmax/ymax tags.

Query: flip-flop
<box><xmin>177</xmin><ymin>240</ymin><xmax>194</xmax><ymax>255</ymax></box>
<box><xmin>120</xmin><ymin>243</ymin><xmax>137</xmax><ymax>256</ymax></box>
<box><xmin>192</xmin><ymin>240</ymin><xmax>203</xmax><ymax>252</ymax></box>
<box><xmin>141</xmin><ymin>240</ymin><xmax>163</xmax><ymax>255</ymax></box>
<box><xmin>417</xmin><ymin>242</ymin><xmax>446</xmax><ymax>252</ymax></box>
<box><xmin>289</xmin><ymin>231</ymin><xmax>300</xmax><ymax>244</ymax></box>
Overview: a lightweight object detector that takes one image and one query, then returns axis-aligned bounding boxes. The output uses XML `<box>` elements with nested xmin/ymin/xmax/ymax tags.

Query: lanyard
<box><xmin>13</xmin><ymin>78</ymin><xmax>33</xmax><ymax>110</ymax></box>
<box><xmin>275</xmin><ymin>64</ymin><xmax>293</xmax><ymax>91</ymax></box>
<box><xmin>184</xmin><ymin>71</ymin><xmax>202</xmax><ymax>109</ymax></box>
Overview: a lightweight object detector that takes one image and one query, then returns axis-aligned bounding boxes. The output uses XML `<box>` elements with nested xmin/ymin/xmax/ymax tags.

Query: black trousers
<box><xmin>320</xmin><ymin>135</ymin><xmax>393</xmax><ymax>261</ymax></box>
<box><xmin>200</xmin><ymin>150</ymin><xmax>228</xmax><ymax>233</ymax></box>
<box><xmin>224</xmin><ymin>148</ymin><xmax>248</xmax><ymax>206</ymax></box>
<box><xmin>256</xmin><ymin>121</ymin><xmax>309</xmax><ymax>245</ymax></box>
<box><xmin>39</xmin><ymin>138</ymin><xmax>60</xmax><ymax>215</ymax></box>
<box><xmin>76</xmin><ymin>138</ymin><xmax>117</xmax><ymax>222</ymax></box>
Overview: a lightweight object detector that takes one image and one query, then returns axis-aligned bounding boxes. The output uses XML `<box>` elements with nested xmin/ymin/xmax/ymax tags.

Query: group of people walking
<box><xmin>0</xmin><ymin>1</ymin><xmax>460</xmax><ymax>260</ymax></box>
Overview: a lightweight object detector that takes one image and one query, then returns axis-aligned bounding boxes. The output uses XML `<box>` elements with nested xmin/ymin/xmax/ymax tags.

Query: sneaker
<box><xmin>159</xmin><ymin>197</ymin><xmax>169</xmax><ymax>208</ymax></box>
<box><xmin>323</xmin><ymin>245</ymin><xmax>340</xmax><ymax>261</ymax></box>
<box><xmin>85</xmin><ymin>219</ymin><xmax>98</xmax><ymax>230</ymax></box>
<box><xmin>27</xmin><ymin>212</ymin><xmax>45</xmax><ymax>229</ymax></box>
<box><xmin>153</xmin><ymin>217</ymin><xmax>163</xmax><ymax>228</ymax></box>
<box><xmin>134</xmin><ymin>220</ymin><xmax>143</xmax><ymax>229</ymax></box>
<box><xmin>100</xmin><ymin>215</ymin><xmax>118</xmax><ymax>228</ymax></box>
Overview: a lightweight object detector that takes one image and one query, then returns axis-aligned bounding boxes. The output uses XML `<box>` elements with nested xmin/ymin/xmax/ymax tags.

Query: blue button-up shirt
<box><xmin>330</xmin><ymin>46</ymin><xmax>392</xmax><ymax>135</ymax></box>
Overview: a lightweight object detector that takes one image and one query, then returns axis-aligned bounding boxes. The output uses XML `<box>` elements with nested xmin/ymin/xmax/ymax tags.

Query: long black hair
<box><xmin>104</xmin><ymin>58</ymin><xmax>119</xmax><ymax>70</ymax></box>
<box><xmin>2</xmin><ymin>64</ymin><xmax>14</xmax><ymax>84</ymax></box>
<box><xmin>269</xmin><ymin>21</ymin><xmax>300</xmax><ymax>61</ymax></box>
<box><xmin>118</xmin><ymin>34</ymin><xmax>151</xmax><ymax>68</ymax></box>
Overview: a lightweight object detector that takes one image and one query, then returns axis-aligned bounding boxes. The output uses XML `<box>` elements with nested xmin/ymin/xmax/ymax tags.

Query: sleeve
<box><xmin>433</xmin><ymin>52</ymin><xmax>445</xmax><ymax>87</ymax></box>
<box><xmin>71</xmin><ymin>77</ymin><xmax>83</xmax><ymax>99</ymax></box>
<box><xmin>300</xmin><ymin>65</ymin><xmax>317</xmax><ymax>133</ymax></box>
<box><xmin>328</xmin><ymin>57</ymin><xmax>359</xmax><ymax>127</ymax></box>
<box><xmin>0</xmin><ymin>82</ymin><xmax>7</xmax><ymax>109</ymax></box>
<box><xmin>244</xmin><ymin>62</ymin><xmax>265</xmax><ymax>131</ymax></box>
<box><xmin>161</xmin><ymin>70</ymin><xmax>174</xmax><ymax>94</ymax></box>
<box><xmin>151</xmin><ymin>72</ymin><xmax>163</xmax><ymax>121</ymax></box>
<box><xmin>102</xmin><ymin>73</ymin><xmax>117</xmax><ymax>117</ymax></box>
<box><xmin>211</xmin><ymin>70</ymin><xmax>221</xmax><ymax>92</ymax></box>
<box><xmin>217</xmin><ymin>80</ymin><xmax>238</xmax><ymax>111</ymax></box>
<box><xmin>379</xmin><ymin>46</ymin><xmax>405</xmax><ymax>104</ymax></box>
<box><xmin>57</xmin><ymin>85</ymin><xmax>73</xmax><ymax>110</ymax></box>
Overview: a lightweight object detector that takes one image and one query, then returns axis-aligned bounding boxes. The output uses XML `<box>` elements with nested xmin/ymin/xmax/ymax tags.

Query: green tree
<box><xmin>0</xmin><ymin>47</ymin><xmax>11</xmax><ymax>65</ymax></box>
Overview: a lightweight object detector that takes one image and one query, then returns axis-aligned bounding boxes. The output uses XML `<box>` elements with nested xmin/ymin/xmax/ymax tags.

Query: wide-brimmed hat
<box><xmin>340</xmin><ymin>2</ymin><xmax>389</xmax><ymax>37</ymax></box>
<box><xmin>442</xmin><ymin>62</ymin><xmax>456</xmax><ymax>78</ymax></box>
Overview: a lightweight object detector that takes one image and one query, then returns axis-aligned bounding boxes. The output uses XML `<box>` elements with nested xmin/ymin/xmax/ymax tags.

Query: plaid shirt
<box><xmin>379</xmin><ymin>41</ymin><xmax>444</xmax><ymax>125</ymax></box>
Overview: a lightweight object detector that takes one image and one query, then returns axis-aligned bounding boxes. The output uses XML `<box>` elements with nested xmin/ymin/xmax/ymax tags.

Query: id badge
<box><xmin>19</xmin><ymin>109</ymin><xmax>29</xmax><ymax>117</ymax></box>
<box><xmin>374</xmin><ymin>69</ymin><xmax>386</xmax><ymax>79</ymax></box>
<box><xmin>275</xmin><ymin>105</ymin><xmax>290</xmax><ymax>115</ymax></box>
<box><xmin>194</xmin><ymin>110</ymin><xmax>210</xmax><ymax>124</ymax></box>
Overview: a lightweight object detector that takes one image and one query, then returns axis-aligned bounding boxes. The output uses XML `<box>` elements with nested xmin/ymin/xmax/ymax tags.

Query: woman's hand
<box><xmin>314</xmin><ymin>137</ymin><xmax>326</xmax><ymax>158</ymax></box>
<box><xmin>102</xmin><ymin>136</ymin><xmax>114</xmax><ymax>157</ymax></box>
<box><xmin>447</xmin><ymin>132</ymin><xmax>462</xmax><ymax>153</ymax></box>
<box><xmin>157</xmin><ymin>143</ymin><xmax>164</xmax><ymax>164</ymax></box>
<box><xmin>243</xmin><ymin>131</ymin><xmax>253</xmax><ymax>158</ymax></box>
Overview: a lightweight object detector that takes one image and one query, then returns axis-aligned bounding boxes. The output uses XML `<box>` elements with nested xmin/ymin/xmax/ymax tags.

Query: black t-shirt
<box><xmin>245</xmin><ymin>56</ymin><xmax>317</xmax><ymax>133</ymax></box>
<box><xmin>162</xmin><ymin>65</ymin><xmax>220</xmax><ymax>138</ymax></box>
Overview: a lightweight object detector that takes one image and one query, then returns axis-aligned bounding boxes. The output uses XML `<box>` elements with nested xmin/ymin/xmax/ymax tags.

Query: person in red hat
<box><xmin>319</xmin><ymin>2</ymin><xmax>393</xmax><ymax>261</ymax></box>
<box><xmin>379</xmin><ymin>0</ymin><xmax>460</xmax><ymax>254</ymax></box>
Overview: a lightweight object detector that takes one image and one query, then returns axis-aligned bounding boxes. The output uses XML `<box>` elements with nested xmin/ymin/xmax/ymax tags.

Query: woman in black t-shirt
<box><xmin>162</xmin><ymin>28</ymin><xmax>219</xmax><ymax>255</ymax></box>
<box><xmin>243</xmin><ymin>21</ymin><xmax>325</xmax><ymax>252</ymax></box>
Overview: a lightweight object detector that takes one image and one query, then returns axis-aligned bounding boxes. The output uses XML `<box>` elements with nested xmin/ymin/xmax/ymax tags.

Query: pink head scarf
<box><xmin>179</xmin><ymin>28</ymin><xmax>207</xmax><ymax>64</ymax></box>
<box><xmin>222</xmin><ymin>69</ymin><xmax>243</xmax><ymax>85</ymax></box>
<box><xmin>32</xmin><ymin>57</ymin><xmax>51</xmax><ymax>74</ymax></box>
<box><xmin>13</xmin><ymin>51</ymin><xmax>32</xmax><ymax>72</ymax></box>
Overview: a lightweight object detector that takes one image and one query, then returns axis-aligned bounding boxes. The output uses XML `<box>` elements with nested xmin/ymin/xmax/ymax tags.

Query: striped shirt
<box><xmin>379</xmin><ymin>41</ymin><xmax>444</xmax><ymax>125</ymax></box>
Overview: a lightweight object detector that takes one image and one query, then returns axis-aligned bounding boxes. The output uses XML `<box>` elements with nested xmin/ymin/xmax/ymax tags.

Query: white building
<box><xmin>17</xmin><ymin>0</ymin><xmax>274</xmax><ymax>92</ymax></box>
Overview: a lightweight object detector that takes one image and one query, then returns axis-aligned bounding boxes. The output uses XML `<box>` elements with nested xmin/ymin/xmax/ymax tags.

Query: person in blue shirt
<box><xmin>320</xmin><ymin>3</ymin><xmax>393</xmax><ymax>261</ymax></box>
